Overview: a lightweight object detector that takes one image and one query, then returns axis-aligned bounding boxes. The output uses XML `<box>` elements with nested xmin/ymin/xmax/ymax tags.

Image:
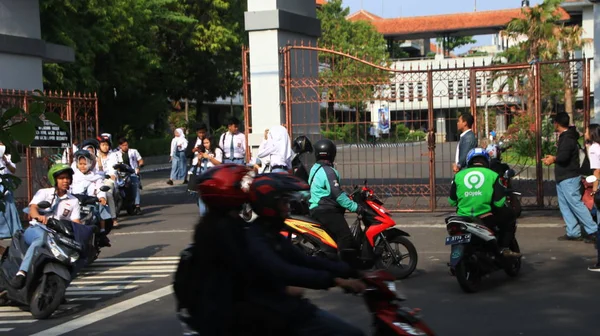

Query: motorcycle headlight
<box><xmin>392</xmin><ymin>322</ymin><xmax>427</xmax><ymax>336</ymax></box>
<box><xmin>47</xmin><ymin>235</ymin><xmax>69</xmax><ymax>262</ymax></box>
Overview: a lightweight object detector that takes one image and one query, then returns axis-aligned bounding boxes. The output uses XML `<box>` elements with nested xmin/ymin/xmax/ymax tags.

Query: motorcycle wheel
<box><xmin>504</xmin><ymin>239</ymin><xmax>522</xmax><ymax>277</ymax></box>
<box><xmin>510</xmin><ymin>195</ymin><xmax>522</xmax><ymax>218</ymax></box>
<box><xmin>455</xmin><ymin>257</ymin><xmax>481</xmax><ymax>293</ymax></box>
<box><xmin>376</xmin><ymin>236</ymin><xmax>418</xmax><ymax>279</ymax></box>
<box><xmin>30</xmin><ymin>274</ymin><xmax>66</xmax><ymax>319</ymax></box>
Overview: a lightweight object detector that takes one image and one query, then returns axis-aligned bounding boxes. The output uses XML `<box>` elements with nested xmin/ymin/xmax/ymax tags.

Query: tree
<box><xmin>435</xmin><ymin>36</ymin><xmax>477</xmax><ymax>55</ymax></box>
<box><xmin>317</xmin><ymin>0</ymin><xmax>390</xmax><ymax>140</ymax></box>
<box><xmin>558</xmin><ymin>25</ymin><xmax>585</xmax><ymax>120</ymax></box>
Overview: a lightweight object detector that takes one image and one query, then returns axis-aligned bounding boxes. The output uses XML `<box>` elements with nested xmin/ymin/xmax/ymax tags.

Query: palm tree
<box><xmin>558</xmin><ymin>25</ymin><xmax>585</xmax><ymax>121</ymax></box>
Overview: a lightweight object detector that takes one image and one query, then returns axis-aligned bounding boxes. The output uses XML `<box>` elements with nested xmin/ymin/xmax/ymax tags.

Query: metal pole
<box><xmin>485</xmin><ymin>101</ymin><xmax>489</xmax><ymax>141</ymax></box>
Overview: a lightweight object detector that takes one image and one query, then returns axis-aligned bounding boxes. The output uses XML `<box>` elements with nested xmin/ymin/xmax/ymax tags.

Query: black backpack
<box><xmin>577</xmin><ymin>143</ymin><xmax>593</xmax><ymax>176</ymax></box>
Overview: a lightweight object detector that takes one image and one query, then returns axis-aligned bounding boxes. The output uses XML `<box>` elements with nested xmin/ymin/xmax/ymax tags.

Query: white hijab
<box><xmin>171</xmin><ymin>128</ymin><xmax>188</xmax><ymax>154</ymax></box>
<box><xmin>266</xmin><ymin>125</ymin><xmax>292</xmax><ymax>167</ymax></box>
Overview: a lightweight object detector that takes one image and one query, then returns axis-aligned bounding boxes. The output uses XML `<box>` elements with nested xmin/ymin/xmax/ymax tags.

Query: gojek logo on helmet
<box><xmin>463</xmin><ymin>171</ymin><xmax>485</xmax><ymax>197</ymax></box>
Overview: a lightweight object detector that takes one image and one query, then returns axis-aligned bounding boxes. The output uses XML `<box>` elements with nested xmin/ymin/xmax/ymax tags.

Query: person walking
<box><xmin>168</xmin><ymin>128</ymin><xmax>188</xmax><ymax>185</ymax></box>
<box><xmin>454</xmin><ymin>113</ymin><xmax>478</xmax><ymax>173</ymax></box>
<box><xmin>542</xmin><ymin>112</ymin><xmax>597</xmax><ymax>242</ymax></box>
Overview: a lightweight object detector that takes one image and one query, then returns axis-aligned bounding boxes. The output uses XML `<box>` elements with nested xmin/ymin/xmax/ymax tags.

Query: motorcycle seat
<box><xmin>445</xmin><ymin>216</ymin><xmax>482</xmax><ymax>224</ymax></box>
<box><xmin>287</xmin><ymin>214</ymin><xmax>324</xmax><ymax>226</ymax></box>
<box><xmin>74</xmin><ymin>194</ymin><xmax>99</xmax><ymax>206</ymax></box>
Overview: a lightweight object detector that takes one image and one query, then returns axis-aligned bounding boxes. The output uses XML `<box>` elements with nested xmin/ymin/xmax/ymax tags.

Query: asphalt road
<box><xmin>3</xmin><ymin>170</ymin><xmax>599</xmax><ymax>336</ymax></box>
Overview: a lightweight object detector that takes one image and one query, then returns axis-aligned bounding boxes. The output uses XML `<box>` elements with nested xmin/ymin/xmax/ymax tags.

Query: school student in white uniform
<box><xmin>220</xmin><ymin>117</ymin><xmax>246</xmax><ymax>165</ymax></box>
<box><xmin>97</xmin><ymin>135</ymin><xmax>120</xmax><ymax>227</ymax></box>
<box><xmin>0</xmin><ymin>142</ymin><xmax>20</xmax><ymax>246</ymax></box>
<box><xmin>257</xmin><ymin>125</ymin><xmax>293</xmax><ymax>173</ymax></box>
<box><xmin>115</xmin><ymin>137</ymin><xmax>144</xmax><ymax>215</ymax></box>
<box><xmin>10</xmin><ymin>164</ymin><xmax>81</xmax><ymax>289</ymax></box>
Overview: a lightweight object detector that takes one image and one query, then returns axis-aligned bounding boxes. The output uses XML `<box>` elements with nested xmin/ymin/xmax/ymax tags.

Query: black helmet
<box><xmin>314</xmin><ymin>139</ymin><xmax>337</xmax><ymax>162</ymax></box>
<box><xmin>249</xmin><ymin>173</ymin><xmax>309</xmax><ymax>218</ymax></box>
<box><xmin>81</xmin><ymin>138</ymin><xmax>99</xmax><ymax>152</ymax></box>
<box><xmin>292</xmin><ymin>135</ymin><xmax>313</xmax><ymax>154</ymax></box>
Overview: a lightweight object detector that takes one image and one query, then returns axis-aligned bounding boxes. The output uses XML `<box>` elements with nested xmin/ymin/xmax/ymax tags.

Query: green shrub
<box><xmin>406</xmin><ymin>130</ymin><xmax>427</xmax><ymax>142</ymax></box>
<box><xmin>130</xmin><ymin>136</ymin><xmax>171</xmax><ymax>157</ymax></box>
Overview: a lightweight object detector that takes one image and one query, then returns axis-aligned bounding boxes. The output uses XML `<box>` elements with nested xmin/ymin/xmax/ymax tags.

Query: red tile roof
<box><xmin>347</xmin><ymin>9</ymin><xmax>383</xmax><ymax>22</ymax></box>
<box><xmin>316</xmin><ymin>0</ymin><xmax>327</xmax><ymax>6</ymax></box>
<box><xmin>361</xmin><ymin>7</ymin><xmax>570</xmax><ymax>39</ymax></box>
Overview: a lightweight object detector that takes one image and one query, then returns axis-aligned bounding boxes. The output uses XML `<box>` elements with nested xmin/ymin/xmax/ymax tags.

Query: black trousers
<box><xmin>480</xmin><ymin>206</ymin><xmax>517</xmax><ymax>249</ymax></box>
<box><xmin>310</xmin><ymin>211</ymin><xmax>356</xmax><ymax>252</ymax></box>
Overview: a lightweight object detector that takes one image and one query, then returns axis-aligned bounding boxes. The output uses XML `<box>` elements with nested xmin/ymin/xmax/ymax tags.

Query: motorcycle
<box><xmin>361</xmin><ymin>269</ymin><xmax>436</xmax><ymax>335</ymax></box>
<box><xmin>445</xmin><ymin>215</ymin><xmax>521</xmax><ymax>293</ymax></box>
<box><xmin>490</xmin><ymin>142</ymin><xmax>522</xmax><ymax>218</ymax></box>
<box><xmin>73</xmin><ymin>185</ymin><xmax>112</xmax><ymax>263</ymax></box>
<box><xmin>284</xmin><ymin>181</ymin><xmax>418</xmax><ymax>279</ymax></box>
<box><xmin>0</xmin><ymin>201</ymin><xmax>83</xmax><ymax>319</ymax></box>
<box><xmin>113</xmin><ymin>163</ymin><xmax>137</xmax><ymax>216</ymax></box>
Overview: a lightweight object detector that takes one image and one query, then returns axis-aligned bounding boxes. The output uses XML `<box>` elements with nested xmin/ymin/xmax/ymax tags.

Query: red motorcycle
<box><xmin>362</xmin><ymin>270</ymin><xmax>436</xmax><ymax>335</ymax></box>
<box><xmin>283</xmin><ymin>181</ymin><xmax>418</xmax><ymax>279</ymax></box>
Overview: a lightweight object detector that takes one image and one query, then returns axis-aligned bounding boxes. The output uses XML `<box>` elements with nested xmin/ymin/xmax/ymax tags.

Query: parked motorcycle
<box><xmin>0</xmin><ymin>201</ymin><xmax>83</xmax><ymax>319</ymax></box>
<box><xmin>360</xmin><ymin>269</ymin><xmax>436</xmax><ymax>335</ymax></box>
<box><xmin>284</xmin><ymin>181</ymin><xmax>418</xmax><ymax>279</ymax></box>
<box><xmin>113</xmin><ymin>163</ymin><xmax>136</xmax><ymax>216</ymax></box>
<box><xmin>445</xmin><ymin>215</ymin><xmax>521</xmax><ymax>293</ymax></box>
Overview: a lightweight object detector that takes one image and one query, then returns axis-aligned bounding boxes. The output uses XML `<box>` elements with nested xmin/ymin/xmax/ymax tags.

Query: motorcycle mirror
<box><xmin>99</xmin><ymin>186</ymin><xmax>110</xmax><ymax>192</ymax></box>
<box><xmin>37</xmin><ymin>201</ymin><xmax>52</xmax><ymax>209</ymax></box>
<box><xmin>505</xmin><ymin>169</ymin><xmax>516</xmax><ymax>179</ymax></box>
<box><xmin>586</xmin><ymin>175</ymin><xmax>598</xmax><ymax>184</ymax></box>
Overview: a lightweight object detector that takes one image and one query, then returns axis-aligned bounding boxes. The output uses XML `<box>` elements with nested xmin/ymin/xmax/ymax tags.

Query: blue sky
<box><xmin>343</xmin><ymin>0</ymin><xmax>544</xmax><ymax>53</ymax></box>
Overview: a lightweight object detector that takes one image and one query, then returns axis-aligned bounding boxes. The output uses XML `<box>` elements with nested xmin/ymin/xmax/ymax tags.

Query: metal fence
<box><xmin>243</xmin><ymin>43</ymin><xmax>594</xmax><ymax>212</ymax></box>
<box><xmin>0</xmin><ymin>89</ymin><xmax>98</xmax><ymax>214</ymax></box>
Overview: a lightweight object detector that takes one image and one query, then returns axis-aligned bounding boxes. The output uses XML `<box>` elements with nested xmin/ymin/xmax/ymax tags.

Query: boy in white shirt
<box><xmin>72</xmin><ymin>150</ymin><xmax>111</xmax><ymax>247</ymax></box>
<box><xmin>11</xmin><ymin>164</ymin><xmax>81</xmax><ymax>289</ymax></box>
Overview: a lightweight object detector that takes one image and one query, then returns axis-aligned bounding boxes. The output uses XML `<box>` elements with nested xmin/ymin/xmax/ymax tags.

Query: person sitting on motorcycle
<box><xmin>486</xmin><ymin>144</ymin><xmax>510</xmax><ymax>177</ymax></box>
<box><xmin>72</xmin><ymin>150</ymin><xmax>111</xmax><ymax>247</ymax></box>
<box><xmin>247</xmin><ymin>173</ymin><xmax>366</xmax><ymax>336</ymax></box>
<box><xmin>10</xmin><ymin>164</ymin><xmax>82</xmax><ymax>289</ymax></box>
<box><xmin>97</xmin><ymin>135</ymin><xmax>120</xmax><ymax>228</ymax></box>
<box><xmin>448</xmin><ymin>148</ymin><xmax>520</xmax><ymax>258</ymax></box>
<box><xmin>308</xmin><ymin>139</ymin><xmax>362</xmax><ymax>255</ymax></box>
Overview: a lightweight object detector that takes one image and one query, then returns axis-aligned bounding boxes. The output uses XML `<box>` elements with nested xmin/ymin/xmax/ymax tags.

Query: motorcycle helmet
<box><xmin>196</xmin><ymin>164</ymin><xmax>252</xmax><ymax>209</ymax></box>
<box><xmin>74</xmin><ymin>149</ymin><xmax>96</xmax><ymax>173</ymax></box>
<box><xmin>466</xmin><ymin>148</ymin><xmax>490</xmax><ymax>168</ymax></box>
<box><xmin>486</xmin><ymin>144</ymin><xmax>499</xmax><ymax>160</ymax></box>
<box><xmin>292</xmin><ymin>135</ymin><xmax>313</xmax><ymax>154</ymax></box>
<box><xmin>314</xmin><ymin>139</ymin><xmax>337</xmax><ymax>162</ymax></box>
<box><xmin>249</xmin><ymin>173</ymin><xmax>309</xmax><ymax>218</ymax></box>
<box><xmin>81</xmin><ymin>138</ymin><xmax>99</xmax><ymax>154</ymax></box>
<box><xmin>48</xmin><ymin>163</ymin><xmax>75</xmax><ymax>187</ymax></box>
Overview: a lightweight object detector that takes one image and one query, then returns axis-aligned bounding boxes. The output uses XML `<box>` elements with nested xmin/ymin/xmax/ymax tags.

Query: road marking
<box><xmin>0</xmin><ymin>305</ymin><xmax>77</xmax><ymax>313</ymax></box>
<box><xmin>90</xmin><ymin>260</ymin><xmax>178</xmax><ymax>266</ymax></box>
<box><xmin>65</xmin><ymin>290</ymin><xmax>122</xmax><ymax>296</ymax></box>
<box><xmin>95</xmin><ymin>257</ymin><xmax>180</xmax><ymax>262</ymax></box>
<box><xmin>77</xmin><ymin>274</ymin><xmax>169</xmax><ymax>279</ymax></box>
<box><xmin>0</xmin><ymin>328</ymin><xmax>13</xmax><ymax>332</ymax></box>
<box><xmin>0</xmin><ymin>312</ymin><xmax>30</xmax><ymax>317</ymax></box>
<box><xmin>30</xmin><ymin>285</ymin><xmax>173</xmax><ymax>336</ymax></box>
<box><xmin>85</xmin><ymin>265</ymin><xmax>176</xmax><ymax>271</ymax></box>
<box><xmin>0</xmin><ymin>320</ymin><xmax>35</xmax><ymax>324</ymax></box>
<box><xmin>67</xmin><ymin>298</ymin><xmax>101</xmax><ymax>302</ymax></box>
<box><xmin>68</xmin><ymin>285</ymin><xmax>139</xmax><ymax>291</ymax></box>
<box><xmin>79</xmin><ymin>269</ymin><xmax>175</xmax><ymax>274</ymax></box>
<box><xmin>70</xmin><ymin>280</ymin><xmax>154</xmax><ymax>285</ymax></box>
<box><xmin>112</xmin><ymin>230</ymin><xmax>192</xmax><ymax>236</ymax></box>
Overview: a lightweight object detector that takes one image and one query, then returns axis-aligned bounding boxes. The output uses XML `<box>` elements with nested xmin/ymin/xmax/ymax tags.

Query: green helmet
<box><xmin>47</xmin><ymin>163</ymin><xmax>74</xmax><ymax>187</ymax></box>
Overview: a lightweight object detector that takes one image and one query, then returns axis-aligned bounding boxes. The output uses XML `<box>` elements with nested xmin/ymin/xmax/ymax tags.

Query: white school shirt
<box><xmin>193</xmin><ymin>148</ymin><xmax>223</xmax><ymax>169</ymax></box>
<box><xmin>0</xmin><ymin>155</ymin><xmax>15</xmax><ymax>174</ymax></box>
<box><xmin>97</xmin><ymin>152</ymin><xmax>119</xmax><ymax>177</ymax></box>
<box><xmin>30</xmin><ymin>188</ymin><xmax>81</xmax><ymax>222</ymax></box>
<box><xmin>115</xmin><ymin>149</ymin><xmax>143</xmax><ymax>170</ymax></box>
<box><xmin>588</xmin><ymin>143</ymin><xmax>600</xmax><ymax>170</ymax></box>
<box><xmin>220</xmin><ymin>132</ymin><xmax>246</xmax><ymax>159</ymax></box>
<box><xmin>71</xmin><ymin>170</ymin><xmax>107</xmax><ymax>199</ymax></box>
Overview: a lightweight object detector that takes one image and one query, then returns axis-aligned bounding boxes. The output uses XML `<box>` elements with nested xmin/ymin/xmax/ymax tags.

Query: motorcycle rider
<box><xmin>486</xmin><ymin>144</ymin><xmax>510</xmax><ymax>177</ymax></box>
<box><xmin>10</xmin><ymin>164</ymin><xmax>82</xmax><ymax>289</ymax></box>
<box><xmin>116</xmin><ymin>137</ymin><xmax>144</xmax><ymax>215</ymax></box>
<box><xmin>448</xmin><ymin>148</ymin><xmax>521</xmax><ymax>258</ymax></box>
<box><xmin>97</xmin><ymin>135</ymin><xmax>120</xmax><ymax>228</ymax></box>
<box><xmin>247</xmin><ymin>173</ymin><xmax>366</xmax><ymax>336</ymax></box>
<box><xmin>72</xmin><ymin>150</ymin><xmax>111</xmax><ymax>247</ymax></box>
<box><xmin>308</xmin><ymin>139</ymin><xmax>362</xmax><ymax>255</ymax></box>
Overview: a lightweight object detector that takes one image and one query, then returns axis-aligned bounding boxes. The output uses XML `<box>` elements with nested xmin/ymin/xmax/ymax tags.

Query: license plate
<box><xmin>445</xmin><ymin>233</ymin><xmax>471</xmax><ymax>246</ymax></box>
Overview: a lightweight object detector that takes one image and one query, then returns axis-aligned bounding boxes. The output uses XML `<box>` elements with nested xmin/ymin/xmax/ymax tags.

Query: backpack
<box><xmin>577</xmin><ymin>143</ymin><xmax>592</xmax><ymax>176</ymax></box>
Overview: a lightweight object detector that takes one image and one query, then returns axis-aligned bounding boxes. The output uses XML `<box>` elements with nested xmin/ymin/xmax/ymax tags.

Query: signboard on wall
<box><xmin>378</xmin><ymin>106</ymin><xmax>390</xmax><ymax>134</ymax></box>
<box><xmin>30</xmin><ymin>120</ymin><xmax>72</xmax><ymax>148</ymax></box>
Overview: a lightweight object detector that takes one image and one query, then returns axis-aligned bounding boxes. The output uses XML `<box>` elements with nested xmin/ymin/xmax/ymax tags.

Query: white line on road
<box><xmin>0</xmin><ymin>328</ymin><xmax>13</xmax><ymax>332</ymax></box>
<box><xmin>112</xmin><ymin>230</ymin><xmax>192</xmax><ymax>236</ymax></box>
<box><xmin>67</xmin><ymin>298</ymin><xmax>101</xmax><ymax>302</ymax></box>
<box><xmin>77</xmin><ymin>274</ymin><xmax>169</xmax><ymax>279</ymax></box>
<box><xmin>84</xmin><ymin>265</ymin><xmax>176</xmax><ymax>271</ymax></box>
<box><xmin>0</xmin><ymin>311</ymin><xmax>31</xmax><ymax>317</ymax></box>
<box><xmin>70</xmin><ymin>280</ymin><xmax>154</xmax><ymax>285</ymax></box>
<box><xmin>90</xmin><ymin>260</ymin><xmax>179</xmax><ymax>266</ymax></box>
<box><xmin>31</xmin><ymin>285</ymin><xmax>173</xmax><ymax>336</ymax></box>
<box><xmin>65</xmin><ymin>290</ymin><xmax>121</xmax><ymax>296</ymax></box>
<box><xmin>0</xmin><ymin>320</ymin><xmax>35</xmax><ymax>324</ymax></box>
<box><xmin>95</xmin><ymin>257</ymin><xmax>180</xmax><ymax>262</ymax></box>
<box><xmin>0</xmin><ymin>304</ymin><xmax>77</xmax><ymax>312</ymax></box>
<box><xmin>79</xmin><ymin>269</ymin><xmax>175</xmax><ymax>274</ymax></box>
<box><xmin>68</xmin><ymin>285</ymin><xmax>139</xmax><ymax>291</ymax></box>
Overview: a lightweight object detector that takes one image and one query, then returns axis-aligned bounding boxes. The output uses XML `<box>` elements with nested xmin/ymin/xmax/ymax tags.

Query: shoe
<box><xmin>557</xmin><ymin>235</ymin><xmax>583</xmax><ymax>241</ymax></box>
<box><xmin>584</xmin><ymin>233</ymin><xmax>597</xmax><ymax>244</ymax></box>
<box><xmin>588</xmin><ymin>263</ymin><xmax>600</xmax><ymax>272</ymax></box>
<box><xmin>134</xmin><ymin>206</ymin><xmax>142</xmax><ymax>215</ymax></box>
<box><xmin>182</xmin><ymin>180</ymin><xmax>188</xmax><ymax>185</ymax></box>
<box><xmin>98</xmin><ymin>234</ymin><xmax>111</xmax><ymax>248</ymax></box>
<box><xmin>167</xmin><ymin>180</ymin><xmax>173</xmax><ymax>185</ymax></box>
<box><xmin>9</xmin><ymin>274</ymin><xmax>25</xmax><ymax>289</ymax></box>
<box><xmin>501</xmin><ymin>249</ymin><xmax>522</xmax><ymax>258</ymax></box>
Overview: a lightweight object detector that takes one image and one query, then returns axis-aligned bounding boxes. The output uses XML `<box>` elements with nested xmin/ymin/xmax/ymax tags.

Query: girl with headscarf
<box><xmin>257</xmin><ymin>125</ymin><xmax>292</xmax><ymax>173</ymax></box>
<box><xmin>168</xmin><ymin>128</ymin><xmax>189</xmax><ymax>185</ymax></box>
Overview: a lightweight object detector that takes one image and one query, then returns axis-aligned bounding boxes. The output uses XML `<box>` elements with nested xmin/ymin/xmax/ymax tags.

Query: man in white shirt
<box><xmin>257</xmin><ymin>125</ymin><xmax>292</xmax><ymax>173</ymax></box>
<box><xmin>220</xmin><ymin>117</ymin><xmax>246</xmax><ymax>165</ymax></box>
<box><xmin>11</xmin><ymin>163</ymin><xmax>81</xmax><ymax>289</ymax></box>
<box><xmin>116</xmin><ymin>137</ymin><xmax>144</xmax><ymax>215</ymax></box>
<box><xmin>454</xmin><ymin>113</ymin><xmax>478</xmax><ymax>173</ymax></box>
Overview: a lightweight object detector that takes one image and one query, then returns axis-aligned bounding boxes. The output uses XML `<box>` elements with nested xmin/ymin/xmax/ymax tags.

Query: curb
<box><xmin>140</xmin><ymin>164</ymin><xmax>171</xmax><ymax>174</ymax></box>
